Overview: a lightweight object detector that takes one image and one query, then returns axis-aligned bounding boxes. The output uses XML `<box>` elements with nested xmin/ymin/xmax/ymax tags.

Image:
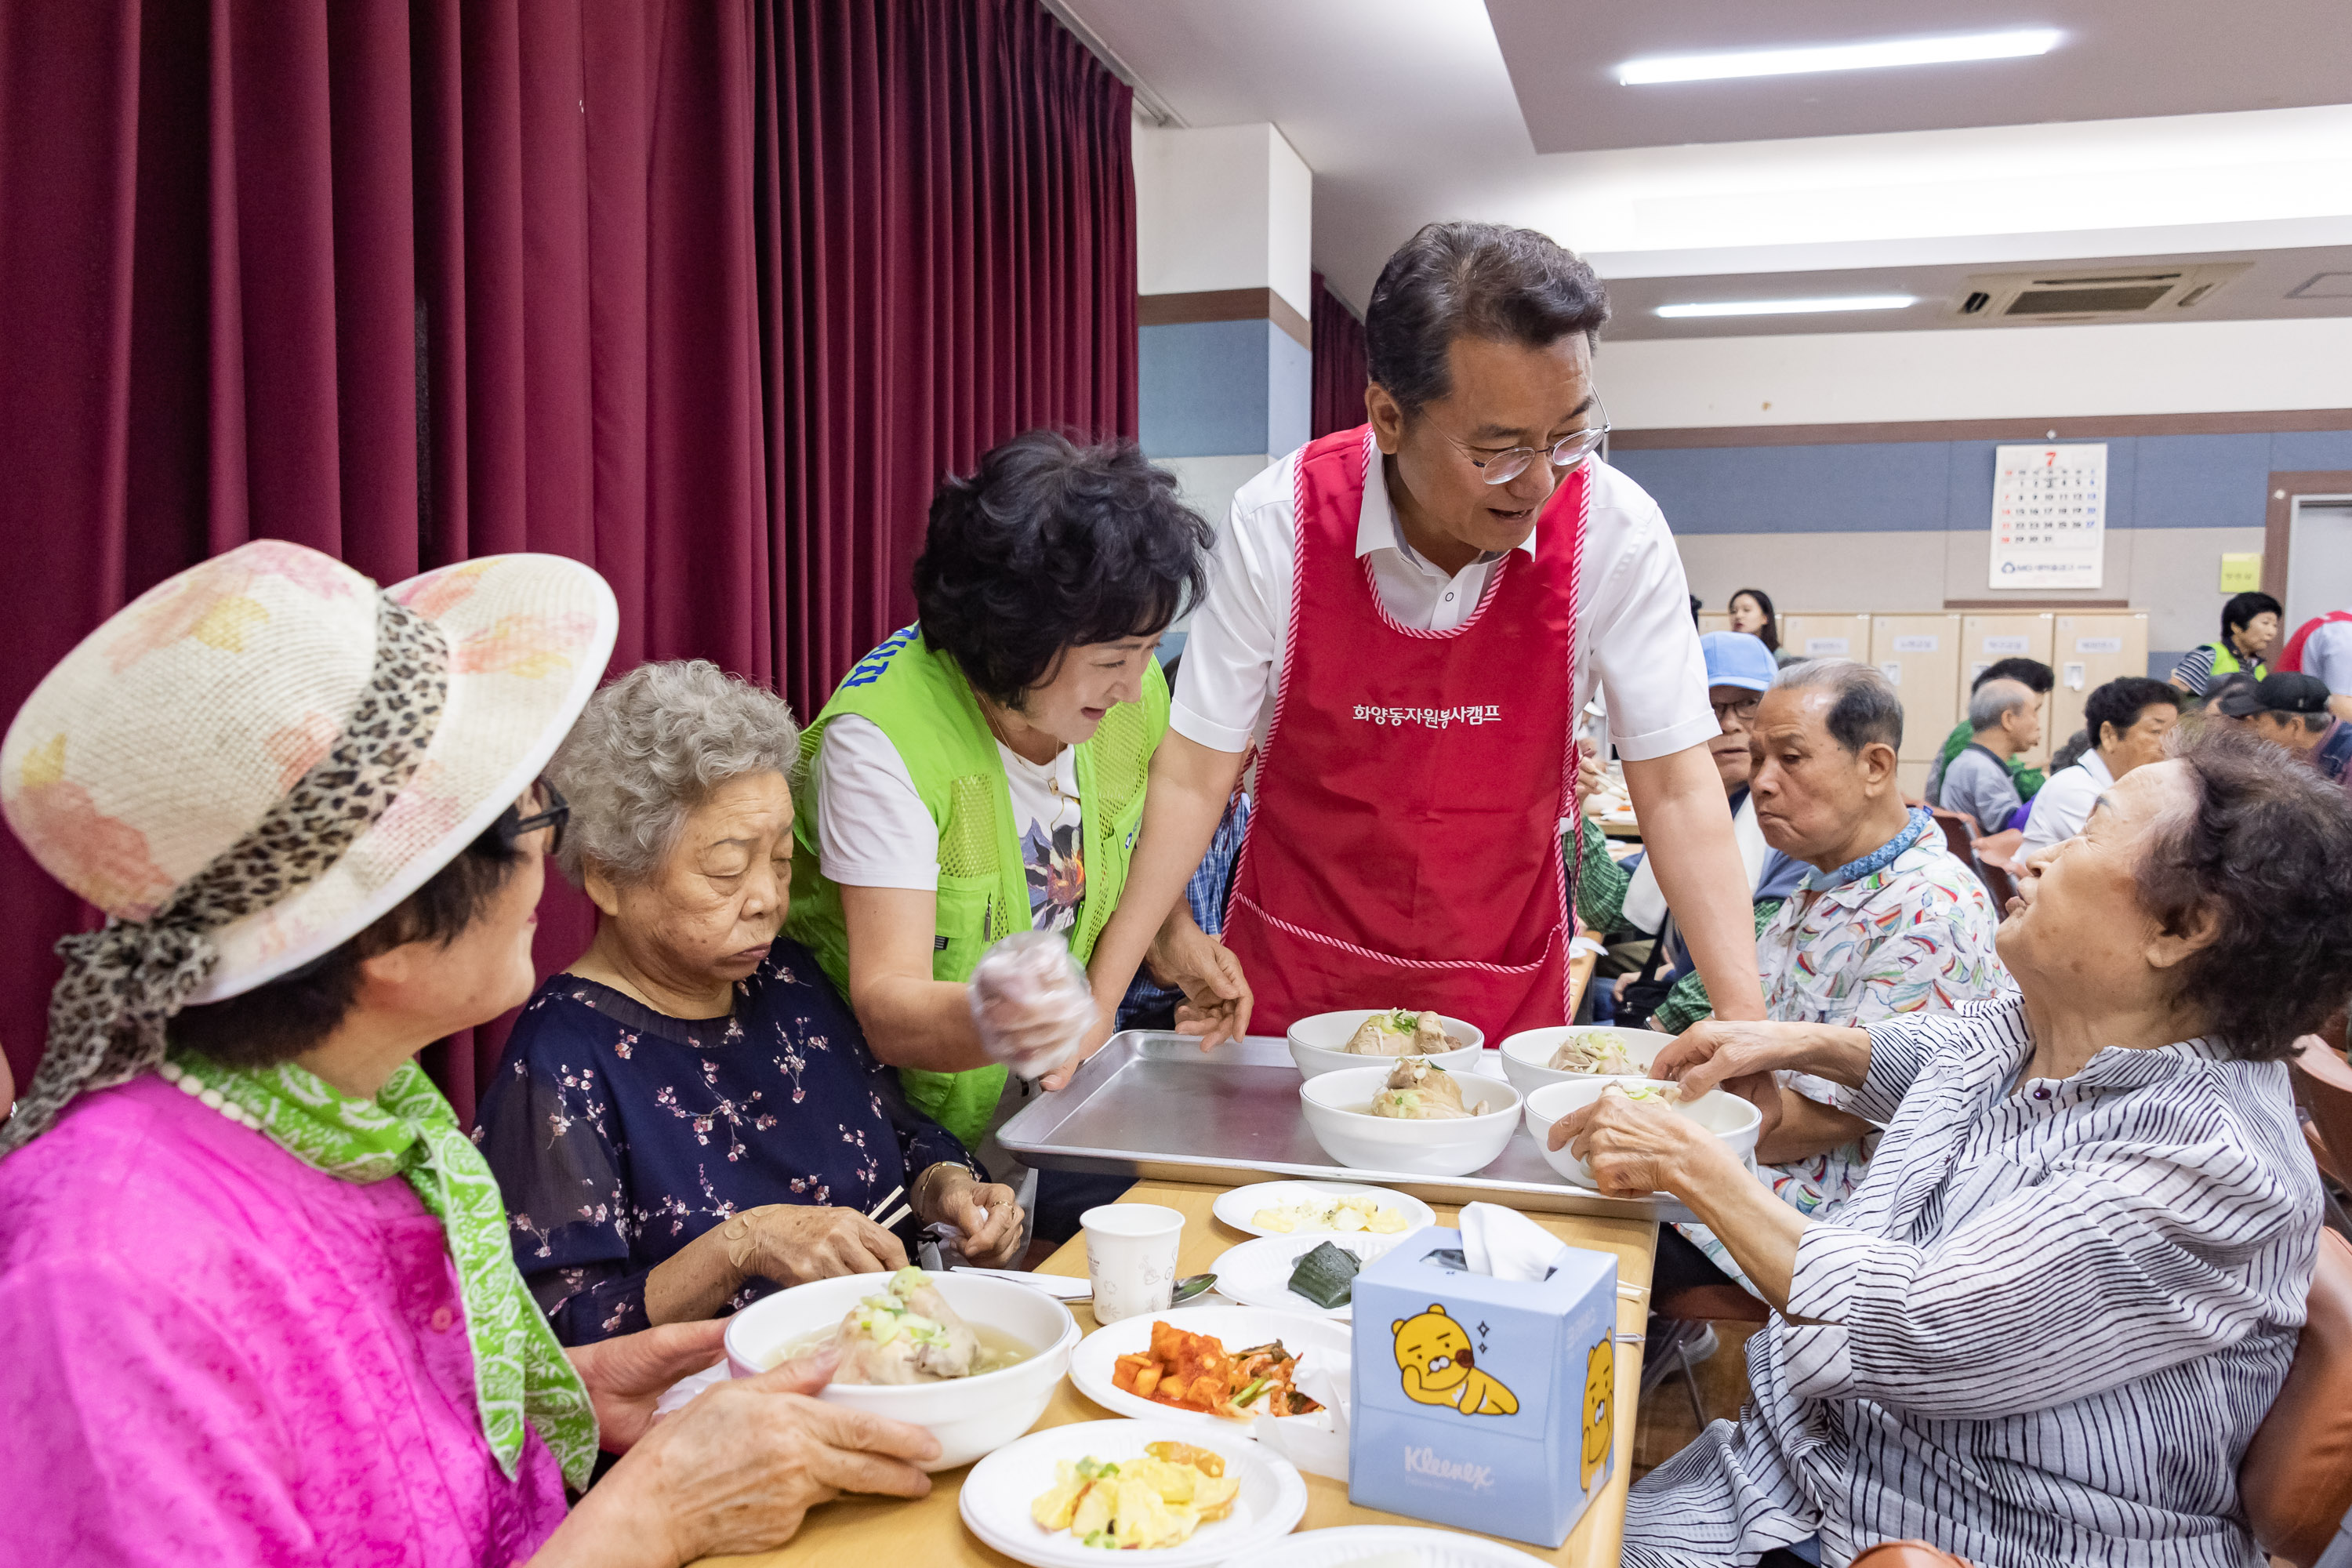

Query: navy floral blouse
<box><xmin>474</xmin><ymin>936</ymin><xmax>978</xmax><ymax>1345</ymax></box>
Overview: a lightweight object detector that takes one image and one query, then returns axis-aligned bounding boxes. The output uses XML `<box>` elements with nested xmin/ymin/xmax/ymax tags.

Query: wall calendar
<box><xmin>1989</xmin><ymin>443</ymin><xmax>2106</xmax><ymax>590</ymax></box>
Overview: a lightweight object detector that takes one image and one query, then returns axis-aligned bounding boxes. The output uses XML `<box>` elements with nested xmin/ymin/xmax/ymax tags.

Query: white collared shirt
<box><xmin>2020</xmin><ymin>747</ymin><xmax>2115</xmax><ymax>857</ymax></box>
<box><xmin>1169</xmin><ymin>441</ymin><xmax>1715</xmax><ymax>760</ymax></box>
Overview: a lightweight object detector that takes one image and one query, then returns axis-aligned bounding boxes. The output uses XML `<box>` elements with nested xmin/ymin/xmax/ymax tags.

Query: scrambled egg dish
<box><xmin>1250</xmin><ymin>1191</ymin><xmax>1410</xmax><ymax>1235</ymax></box>
<box><xmin>1030</xmin><ymin>1443</ymin><xmax>1240</xmax><ymax>1550</ymax></box>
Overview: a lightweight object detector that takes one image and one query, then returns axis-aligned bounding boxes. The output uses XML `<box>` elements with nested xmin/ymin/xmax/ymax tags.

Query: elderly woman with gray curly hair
<box><xmin>476</xmin><ymin>661</ymin><xmax>1024</xmax><ymax>1346</ymax></box>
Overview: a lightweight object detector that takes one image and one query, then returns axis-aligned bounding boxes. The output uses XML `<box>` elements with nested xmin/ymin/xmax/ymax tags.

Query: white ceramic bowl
<box><xmin>721</xmin><ymin>1272</ymin><xmax>1079</xmax><ymax>1470</ymax></box>
<box><xmin>1523</xmin><ymin>1078</ymin><xmax>1763</xmax><ymax>1189</ymax></box>
<box><xmin>1497</xmin><ymin>1024</ymin><xmax>1665</xmax><ymax>1095</ymax></box>
<box><xmin>1298</xmin><ymin>1065</ymin><xmax>1522</xmax><ymax>1177</ymax></box>
<box><xmin>1286</xmin><ymin>1008</ymin><xmax>1486</xmax><ymax>1080</ymax></box>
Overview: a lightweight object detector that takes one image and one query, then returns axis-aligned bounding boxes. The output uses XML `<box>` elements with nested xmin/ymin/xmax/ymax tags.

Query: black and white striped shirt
<box><xmin>1624</xmin><ymin>995</ymin><xmax>2320</xmax><ymax>1568</ymax></box>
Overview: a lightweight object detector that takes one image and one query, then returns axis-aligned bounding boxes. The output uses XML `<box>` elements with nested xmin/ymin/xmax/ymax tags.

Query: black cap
<box><xmin>2214</xmin><ymin>670</ymin><xmax>2333</xmax><ymax>717</ymax></box>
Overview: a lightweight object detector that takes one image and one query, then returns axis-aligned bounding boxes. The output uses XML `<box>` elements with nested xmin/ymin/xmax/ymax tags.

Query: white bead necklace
<box><xmin>156</xmin><ymin>1058</ymin><xmax>267</xmax><ymax>1132</ymax></box>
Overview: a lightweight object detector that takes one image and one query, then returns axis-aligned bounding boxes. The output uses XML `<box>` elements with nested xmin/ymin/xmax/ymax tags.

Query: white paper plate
<box><xmin>1211</xmin><ymin>1180</ymin><xmax>1437</xmax><ymax>1240</ymax></box>
<box><xmin>959</xmin><ymin>1417</ymin><xmax>1308</xmax><ymax>1568</ymax></box>
<box><xmin>1213</xmin><ymin>1232</ymin><xmax>1399</xmax><ymax>1320</ymax></box>
<box><xmin>1218</xmin><ymin>1524</ymin><xmax>1544</xmax><ymax>1566</ymax></box>
<box><xmin>1069</xmin><ymin>1305</ymin><xmax>1352</xmax><ymax>1436</ymax></box>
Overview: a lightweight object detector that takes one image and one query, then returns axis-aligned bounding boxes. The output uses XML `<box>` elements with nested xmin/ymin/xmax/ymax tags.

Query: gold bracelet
<box><xmin>913</xmin><ymin>1160</ymin><xmax>967</xmax><ymax>1218</ymax></box>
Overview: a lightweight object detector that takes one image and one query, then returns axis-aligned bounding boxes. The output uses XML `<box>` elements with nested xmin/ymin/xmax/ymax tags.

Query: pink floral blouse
<box><xmin>0</xmin><ymin>1073</ymin><xmax>569</xmax><ymax>1566</ymax></box>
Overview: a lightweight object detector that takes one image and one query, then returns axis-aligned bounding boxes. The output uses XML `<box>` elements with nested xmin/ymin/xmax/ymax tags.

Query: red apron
<box><xmin>1221</xmin><ymin>425</ymin><xmax>1584</xmax><ymax>1041</ymax></box>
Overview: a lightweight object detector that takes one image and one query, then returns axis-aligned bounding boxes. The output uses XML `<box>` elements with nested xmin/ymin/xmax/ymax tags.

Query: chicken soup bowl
<box><xmin>721</xmin><ymin>1269</ymin><xmax>1079</xmax><ymax>1470</ymax></box>
<box><xmin>1298</xmin><ymin>1064</ymin><xmax>1521</xmax><ymax>1178</ymax></box>
<box><xmin>1497</xmin><ymin>1024</ymin><xmax>1664</xmax><ymax>1095</ymax></box>
<box><xmin>1287</xmin><ymin>1008</ymin><xmax>1485</xmax><ymax>1081</ymax></box>
<box><xmin>1523</xmin><ymin>1077</ymin><xmax>1762</xmax><ymax>1190</ymax></box>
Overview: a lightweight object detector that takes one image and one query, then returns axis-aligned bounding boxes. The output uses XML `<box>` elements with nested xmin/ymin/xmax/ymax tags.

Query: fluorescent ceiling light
<box><xmin>1616</xmin><ymin>29</ymin><xmax>2061</xmax><ymax>86</ymax></box>
<box><xmin>1657</xmin><ymin>296</ymin><xmax>1918</xmax><ymax>318</ymax></box>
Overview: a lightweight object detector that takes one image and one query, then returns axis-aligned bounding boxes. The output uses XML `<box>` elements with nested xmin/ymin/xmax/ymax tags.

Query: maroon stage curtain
<box><xmin>0</xmin><ymin>0</ymin><xmax>1136</xmax><ymax>1123</ymax></box>
<box><xmin>1309</xmin><ymin>270</ymin><xmax>1368</xmax><ymax>439</ymax></box>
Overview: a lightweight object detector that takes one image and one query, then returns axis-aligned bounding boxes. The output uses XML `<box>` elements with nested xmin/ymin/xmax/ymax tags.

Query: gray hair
<box><xmin>1967</xmin><ymin>678</ymin><xmax>2034</xmax><ymax>733</ymax></box>
<box><xmin>1771</xmin><ymin>658</ymin><xmax>1904</xmax><ymax>754</ymax></box>
<box><xmin>549</xmin><ymin>659</ymin><xmax>800</xmax><ymax>885</ymax></box>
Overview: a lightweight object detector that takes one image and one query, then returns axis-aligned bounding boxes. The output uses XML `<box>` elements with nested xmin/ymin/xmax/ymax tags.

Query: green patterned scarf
<box><xmin>164</xmin><ymin>1051</ymin><xmax>599</xmax><ymax>1489</ymax></box>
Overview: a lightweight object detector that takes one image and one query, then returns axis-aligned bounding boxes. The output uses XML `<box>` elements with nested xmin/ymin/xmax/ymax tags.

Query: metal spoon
<box><xmin>1171</xmin><ymin>1272</ymin><xmax>1217</xmax><ymax>1304</ymax></box>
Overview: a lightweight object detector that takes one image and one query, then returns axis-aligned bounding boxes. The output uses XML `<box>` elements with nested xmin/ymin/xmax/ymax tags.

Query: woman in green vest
<box><xmin>788</xmin><ymin>430</ymin><xmax>1243</xmax><ymax>1154</ymax></box>
<box><xmin>2169</xmin><ymin>590</ymin><xmax>2281</xmax><ymax>698</ymax></box>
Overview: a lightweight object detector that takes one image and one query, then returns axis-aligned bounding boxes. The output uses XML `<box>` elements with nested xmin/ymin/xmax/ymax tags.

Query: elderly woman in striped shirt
<box><xmin>1556</xmin><ymin>726</ymin><xmax>2352</xmax><ymax>1568</ymax></box>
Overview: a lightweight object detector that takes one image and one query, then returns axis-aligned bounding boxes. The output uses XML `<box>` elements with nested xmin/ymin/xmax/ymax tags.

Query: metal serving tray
<box><xmin>996</xmin><ymin>1032</ymin><xmax>1679</xmax><ymax>1221</ymax></box>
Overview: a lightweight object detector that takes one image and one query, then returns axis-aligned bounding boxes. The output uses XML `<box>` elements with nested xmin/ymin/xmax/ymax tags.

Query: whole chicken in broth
<box><xmin>1366</xmin><ymin>1056</ymin><xmax>1486</xmax><ymax>1120</ymax></box>
<box><xmin>1345</xmin><ymin>1009</ymin><xmax>1468</xmax><ymax>1057</ymax></box>
<box><xmin>829</xmin><ymin>1267</ymin><xmax>981</xmax><ymax>1384</ymax></box>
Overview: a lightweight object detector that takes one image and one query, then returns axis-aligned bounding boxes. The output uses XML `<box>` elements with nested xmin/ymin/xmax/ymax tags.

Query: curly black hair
<box><xmin>913</xmin><ymin>430</ymin><xmax>1211</xmax><ymax>709</ymax></box>
<box><xmin>2134</xmin><ymin>724</ymin><xmax>2352</xmax><ymax>1061</ymax></box>
<box><xmin>1366</xmin><ymin>222</ymin><xmax>1610</xmax><ymax>417</ymax></box>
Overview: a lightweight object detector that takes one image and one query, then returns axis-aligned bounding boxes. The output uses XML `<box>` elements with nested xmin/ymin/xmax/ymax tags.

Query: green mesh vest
<box><xmin>787</xmin><ymin>625</ymin><xmax>1167</xmax><ymax>1149</ymax></box>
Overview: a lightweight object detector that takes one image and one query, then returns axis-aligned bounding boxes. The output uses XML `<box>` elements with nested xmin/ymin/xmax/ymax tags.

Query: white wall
<box><xmin>1599</xmin><ymin>316</ymin><xmax>2352</xmax><ymax>430</ymax></box>
<box><xmin>1135</xmin><ymin>122</ymin><xmax>1314</xmax><ymax>321</ymax></box>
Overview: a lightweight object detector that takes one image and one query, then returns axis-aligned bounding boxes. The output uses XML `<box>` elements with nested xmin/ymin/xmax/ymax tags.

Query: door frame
<box><xmin>2263</xmin><ymin>471</ymin><xmax>2352</xmax><ymax>603</ymax></box>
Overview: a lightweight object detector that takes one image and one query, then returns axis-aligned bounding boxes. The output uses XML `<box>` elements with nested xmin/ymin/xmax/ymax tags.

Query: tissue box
<box><xmin>1348</xmin><ymin>1225</ymin><xmax>1619</xmax><ymax>1548</ymax></box>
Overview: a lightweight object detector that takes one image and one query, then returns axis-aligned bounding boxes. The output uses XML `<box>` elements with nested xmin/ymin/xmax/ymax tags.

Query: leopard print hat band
<box><xmin>0</xmin><ymin>597</ymin><xmax>449</xmax><ymax>1152</ymax></box>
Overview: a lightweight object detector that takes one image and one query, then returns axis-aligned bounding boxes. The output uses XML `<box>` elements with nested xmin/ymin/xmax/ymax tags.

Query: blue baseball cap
<box><xmin>1701</xmin><ymin>631</ymin><xmax>1777</xmax><ymax>693</ymax></box>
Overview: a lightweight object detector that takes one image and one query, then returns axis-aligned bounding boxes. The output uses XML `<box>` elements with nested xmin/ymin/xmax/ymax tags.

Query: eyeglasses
<box><xmin>495</xmin><ymin>778</ymin><xmax>569</xmax><ymax>856</ymax></box>
<box><xmin>1711</xmin><ymin>695</ymin><xmax>1762</xmax><ymax>723</ymax></box>
<box><xmin>1447</xmin><ymin>397</ymin><xmax>1610</xmax><ymax>487</ymax></box>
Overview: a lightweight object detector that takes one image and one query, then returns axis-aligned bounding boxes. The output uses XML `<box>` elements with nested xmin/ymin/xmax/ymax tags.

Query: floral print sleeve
<box><xmin>476</xmin><ymin>938</ymin><xmax>986</xmax><ymax>1346</ymax></box>
<box><xmin>473</xmin><ymin>1015</ymin><xmax>652</xmax><ymax>1343</ymax></box>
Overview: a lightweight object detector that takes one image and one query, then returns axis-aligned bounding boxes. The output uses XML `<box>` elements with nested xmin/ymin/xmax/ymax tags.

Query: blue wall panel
<box><xmin>2132</xmin><ymin>434</ymin><xmax>2270</xmax><ymax>528</ymax></box>
<box><xmin>1267</xmin><ymin>325</ymin><xmax>1312</xmax><ymax>458</ymax></box>
<box><xmin>1613</xmin><ymin>441</ymin><xmax>1951</xmax><ymax>534</ymax></box>
<box><xmin>1614</xmin><ymin>426</ymin><xmax>2343</xmax><ymax>534</ymax></box>
<box><xmin>1140</xmin><ymin>320</ymin><xmax>1269</xmax><ymax>457</ymax></box>
<box><xmin>2272</xmin><ymin>430</ymin><xmax>2352</xmax><ymax>470</ymax></box>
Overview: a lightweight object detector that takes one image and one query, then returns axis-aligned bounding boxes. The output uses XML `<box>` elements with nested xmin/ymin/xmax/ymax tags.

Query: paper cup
<box><xmin>1081</xmin><ymin>1203</ymin><xmax>1184</xmax><ymax>1323</ymax></box>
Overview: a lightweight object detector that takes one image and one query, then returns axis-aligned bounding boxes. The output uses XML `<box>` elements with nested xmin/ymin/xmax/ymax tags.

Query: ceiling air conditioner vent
<box><xmin>1952</xmin><ymin>263</ymin><xmax>2249</xmax><ymax>323</ymax></box>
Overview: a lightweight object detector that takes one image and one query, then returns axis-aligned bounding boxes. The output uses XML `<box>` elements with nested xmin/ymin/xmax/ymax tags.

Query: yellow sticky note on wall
<box><xmin>2220</xmin><ymin>554</ymin><xmax>2263</xmax><ymax>593</ymax></box>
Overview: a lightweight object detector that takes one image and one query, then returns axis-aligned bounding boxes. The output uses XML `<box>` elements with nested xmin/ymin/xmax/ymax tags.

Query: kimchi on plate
<box><xmin>1111</xmin><ymin>1320</ymin><xmax>1324</xmax><ymax>1422</ymax></box>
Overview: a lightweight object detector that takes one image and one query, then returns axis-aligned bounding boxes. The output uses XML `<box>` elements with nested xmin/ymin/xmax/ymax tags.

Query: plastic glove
<box><xmin>967</xmin><ymin>929</ymin><xmax>1098</xmax><ymax>1080</ymax></box>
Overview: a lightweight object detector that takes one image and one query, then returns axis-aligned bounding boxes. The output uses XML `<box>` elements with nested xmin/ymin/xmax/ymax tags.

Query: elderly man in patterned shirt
<box><xmin>1665</xmin><ymin>659</ymin><xmax>2009</xmax><ymax>1301</ymax></box>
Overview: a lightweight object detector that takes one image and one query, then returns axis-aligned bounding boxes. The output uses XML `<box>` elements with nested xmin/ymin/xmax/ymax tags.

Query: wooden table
<box><xmin>716</xmin><ymin>1180</ymin><xmax>1657</xmax><ymax>1566</ymax></box>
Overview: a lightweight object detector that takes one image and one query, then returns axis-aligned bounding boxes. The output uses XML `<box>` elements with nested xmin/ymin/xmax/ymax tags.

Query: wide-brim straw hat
<box><xmin>1</xmin><ymin>541</ymin><xmax>618</xmax><ymax>1142</ymax></box>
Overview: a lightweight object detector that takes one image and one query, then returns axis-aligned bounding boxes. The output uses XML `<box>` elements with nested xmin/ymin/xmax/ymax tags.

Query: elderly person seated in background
<box><xmin>2020</xmin><ymin>676</ymin><xmax>2180</xmax><ymax>855</ymax></box>
<box><xmin>1665</xmin><ymin>660</ymin><xmax>2008</xmax><ymax>1302</ymax></box>
<box><xmin>1922</xmin><ymin>656</ymin><xmax>2053</xmax><ymax>808</ymax></box>
<box><xmin>1571</xmin><ymin>631</ymin><xmax>1804</xmax><ymax>1032</ymax></box>
<box><xmin>2212</xmin><ymin>671</ymin><xmax>2352</xmax><ymax>799</ymax></box>
<box><xmin>2172</xmin><ymin>589</ymin><xmax>2281</xmax><ymax>695</ymax></box>
<box><xmin>477</xmin><ymin>660</ymin><xmax>1022</xmax><ymax>1348</ymax></box>
<box><xmin>0</xmin><ymin>545</ymin><xmax>938</xmax><ymax>1566</ymax></box>
<box><xmin>1934</xmin><ymin>674</ymin><xmax>2042</xmax><ymax>833</ymax></box>
<box><xmin>1567</xmin><ymin>726</ymin><xmax>2348</xmax><ymax>1568</ymax></box>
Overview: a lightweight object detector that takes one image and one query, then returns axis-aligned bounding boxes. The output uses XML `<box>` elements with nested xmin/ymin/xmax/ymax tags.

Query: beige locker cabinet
<box><xmin>1959</xmin><ymin>614</ymin><xmax>2056</xmax><ymax>769</ymax></box>
<box><xmin>1868</xmin><ymin>614</ymin><xmax>1963</xmax><ymax>763</ymax></box>
<box><xmin>1896</xmin><ymin>758</ymin><xmax>1934</xmax><ymax>804</ymax></box>
<box><xmin>1697</xmin><ymin>611</ymin><xmax>1732</xmax><ymax>637</ymax></box>
<box><xmin>2046</xmin><ymin>614</ymin><xmax>2151</xmax><ymax>759</ymax></box>
<box><xmin>1780</xmin><ymin>613</ymin><xmax>1871</xmax><ymax>664</ymax></box>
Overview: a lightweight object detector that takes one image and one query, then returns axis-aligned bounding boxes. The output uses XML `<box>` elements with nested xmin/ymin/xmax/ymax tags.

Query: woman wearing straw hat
<box><xmin>0</xmin><ymin>543</ymin><xmax>940</xmax><ymax>1564</ymax></box>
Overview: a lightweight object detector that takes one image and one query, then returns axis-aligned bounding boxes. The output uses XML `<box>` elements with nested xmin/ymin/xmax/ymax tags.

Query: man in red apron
<box><xmin>1086</xmin><ymin>222</ymin><xmax>1767</xmax><ymax>1044</ymax></box>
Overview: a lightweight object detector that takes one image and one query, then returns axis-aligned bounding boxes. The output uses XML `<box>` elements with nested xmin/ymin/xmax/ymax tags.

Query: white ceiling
<box><xmin>1485</xmin><ymin>0</ymin><xmax>2352</xmax><ymax>153</ymax></box>
<box><xmin>1055</xmin><ymin>0</ymin><xmax>2352</xmax><ymax>338</ymax></box>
